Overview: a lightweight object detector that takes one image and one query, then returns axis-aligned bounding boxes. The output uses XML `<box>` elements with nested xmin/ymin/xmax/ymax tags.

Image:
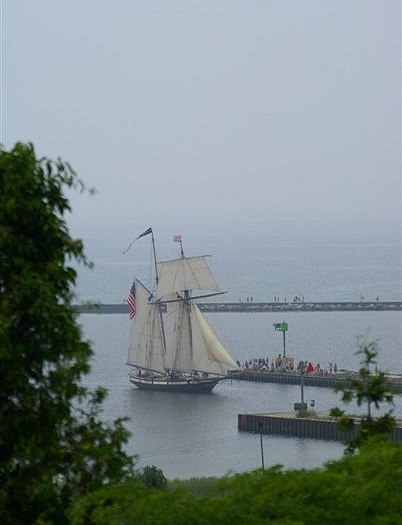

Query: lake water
<box><xmin>74</xmin><ymin>218</ymin><xmax>401</xmax><ymax>479</ymax></box>
<box><xmin>80</xmin><ymin>310</ymin><xmax>402</xmax><ymax>480</ymax></box>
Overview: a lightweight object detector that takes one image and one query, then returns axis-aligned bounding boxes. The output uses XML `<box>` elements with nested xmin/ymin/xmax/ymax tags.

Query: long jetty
<box><xmin>75</xmin><ymin>301</ymin><xmax>402</xmax><ymax>314</ymax></box>
<box><xmin>228</xmin><ymin>370</ymin><xmax>402</xmax><ymax>393</ymax></box>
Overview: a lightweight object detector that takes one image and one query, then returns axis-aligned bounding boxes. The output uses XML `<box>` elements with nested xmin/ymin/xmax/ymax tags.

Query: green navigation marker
<box><xmin>274</xmin><ymin>322</ymin><xmax>288</xmax><ymax>332</ymax></box>
<box><xmin>273</xmin><ymin>321</ymin><xmax>289</xmax><ymax>357</ymax></box>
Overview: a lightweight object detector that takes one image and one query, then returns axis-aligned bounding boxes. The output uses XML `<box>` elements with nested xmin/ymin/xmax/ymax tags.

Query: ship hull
<box><xmin>129</xmin><ymin>374</ymin><xmax>222</xmax><ymax>393</ymax></box>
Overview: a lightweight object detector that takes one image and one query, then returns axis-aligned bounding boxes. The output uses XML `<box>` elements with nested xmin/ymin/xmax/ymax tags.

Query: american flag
<box><xmin>173</xmin><ymin>234</ymin><xmax>182</xmax><ymax>243</ymax></box>
<box><xmin>127</xmin><ymin>280</ymin><xmax>136</xmax><ymax>319</ymax></box>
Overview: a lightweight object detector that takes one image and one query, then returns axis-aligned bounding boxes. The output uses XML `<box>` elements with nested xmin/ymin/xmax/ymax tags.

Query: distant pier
<box><xmin>75</xmin><ymin>301</ymin><xmax>402</xmax><ymax>314</ymax></box>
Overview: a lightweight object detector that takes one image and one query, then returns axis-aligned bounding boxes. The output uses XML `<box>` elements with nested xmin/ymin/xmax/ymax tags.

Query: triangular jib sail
<box><xmin>192</xmin><ymin>303</ymin><xmax>238</xmax><ymax>371</ymax></box>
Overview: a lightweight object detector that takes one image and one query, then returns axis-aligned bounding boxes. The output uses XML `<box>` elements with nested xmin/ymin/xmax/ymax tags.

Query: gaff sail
<box><xmin>127</xmin><ymin>279</ymin><xmax>166</xmax><ymax>373</ymax></box>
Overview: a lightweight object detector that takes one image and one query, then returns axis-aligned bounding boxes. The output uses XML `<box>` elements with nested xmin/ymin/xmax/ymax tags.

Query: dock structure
<box><xmin>75</xmin><ymin>301</ymin><xmax>402</xmax><ymax>314</ymax></box>
<box><xmin>199</xmin><ymin>301</ymin><xmax>402</xmax><ymax>313</ymax></box>
<box><xmin>228</xmin><ymin>370</ymin><xmax>402</xmax><ymax>393</ymax></box>
<box><xmin>230</xmin><ymin>370</ymin><xmax>350</xmax><ymax>388</ymax></box>
<box><xmin>238</xmin><ymin>412</ymin><xmax>402</xmax><ymax>442</ymax></box>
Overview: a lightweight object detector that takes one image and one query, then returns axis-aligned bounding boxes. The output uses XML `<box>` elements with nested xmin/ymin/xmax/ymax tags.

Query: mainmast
<box><xmin>175</xmin><ymin>235</ymin><xmax>193</xmax><ymax>372</ymax></box>
<box><xmin>150</xmin><ymin>229</ymin><xmax>159</xmax><ymax>285</ymax></box>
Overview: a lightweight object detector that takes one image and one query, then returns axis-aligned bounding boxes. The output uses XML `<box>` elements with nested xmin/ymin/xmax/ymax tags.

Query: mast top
<box><xmin>173</xmin><ymin>234</ymin><xmax>184</xmax><ymax>257</ymax></box>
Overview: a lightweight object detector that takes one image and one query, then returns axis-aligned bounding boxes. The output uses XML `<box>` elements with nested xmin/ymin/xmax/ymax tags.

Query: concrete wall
<box><xmin>238</xmin><ymin>413</ymin><xmax>402</xmax><ymax>443</ymax></box>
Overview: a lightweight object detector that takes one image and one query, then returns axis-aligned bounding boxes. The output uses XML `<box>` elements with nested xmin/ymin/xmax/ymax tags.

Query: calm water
<box><xmin>80</xmin><ymin>310</ymin><xmax>402</xmax><ymax>480</ymax></box>
<box><xmin>75</xmin><ymin>219</ymin><xmax>401</xmax><ymax>479</ymax></box>
<box><xmin>73</xmin><ymin>217</ymin><xmax>401</xmax><ymax>305</ymax></box>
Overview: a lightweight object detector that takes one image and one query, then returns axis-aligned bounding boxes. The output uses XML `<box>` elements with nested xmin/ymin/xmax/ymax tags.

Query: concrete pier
<box><xmin>229</xmin><ymin>370</ymin><xmax>402</xmax><ymax>393</ymax></box>
<box><xmin>238</xmin><ymin>412</ymin><xmax>402</xmax><ymax>442</ymax></box>
<box><xmin>75</xmin><ymin>301</ymin><xmax>402</xmax><ymax>314</ymax></box>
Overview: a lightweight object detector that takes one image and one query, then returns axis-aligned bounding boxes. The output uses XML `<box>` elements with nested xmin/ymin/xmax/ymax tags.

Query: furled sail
<box><xmin>127</xmin><ymin>279</ymin><xmax>166</xmax><ymax>373</ymax></box>
<box><xmin>155</xmin><ymin>256</ymin><xmax>220</xmax><ymax>299</ymax></box>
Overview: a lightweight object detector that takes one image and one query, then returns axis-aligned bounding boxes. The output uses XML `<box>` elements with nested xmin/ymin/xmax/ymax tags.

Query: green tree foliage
<box><xmin>0</xmin><ymin>143</ymin><xmax>134</xmax><ymax>524</ymax></box>
<box><xmin>139</xmin><ymin>465</ymin><xmax>168</xmax><ymax>489</ymax></box>
<box><xmin>330</xmin><ymin>340</ymin><xmax>396</xmax><ymax>453</ymax></box>
<box><xmin>69</xmin><ymin>442</ymin><xmax>402</xmax><ymax>524</ymax></box>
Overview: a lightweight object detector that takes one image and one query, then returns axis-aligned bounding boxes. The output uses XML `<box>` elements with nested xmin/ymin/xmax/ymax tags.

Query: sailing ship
<box><xmin>127</xmin><ymin>229</ymin><xmax>239</xmax><ymax>393</ymax></box>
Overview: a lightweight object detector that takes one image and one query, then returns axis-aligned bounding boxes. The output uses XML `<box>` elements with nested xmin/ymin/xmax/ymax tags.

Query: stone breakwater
<box><xmin>75</xmin><ymin>301</ymin><xmax>402</xmax><ymax>314</ymax></box>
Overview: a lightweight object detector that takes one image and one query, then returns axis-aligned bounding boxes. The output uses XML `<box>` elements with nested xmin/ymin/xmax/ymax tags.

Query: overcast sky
<box><xmin>2</xmin><ymin>0</ymin><xmax>401</xmax><ymax>236</ymax></box>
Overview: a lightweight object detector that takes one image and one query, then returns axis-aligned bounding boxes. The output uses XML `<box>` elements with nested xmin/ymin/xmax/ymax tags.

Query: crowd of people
<box><xmin>236</xmin><ymin>355</ymin><xmax>338</xmax><ymax>375</ymax></box>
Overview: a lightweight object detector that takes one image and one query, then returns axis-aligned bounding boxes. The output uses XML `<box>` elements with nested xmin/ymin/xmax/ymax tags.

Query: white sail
<box><xmin>191</xmin><ymin>303</ymin><xmax>239</xmax><ymax>372</ymax></box>
<box><xmin>165</xmin><ymin>300</ymin><xmax>194</xmax><ymax>372</ymax></box>
<box><xmin>127</xmin><ymin>279</ymin><xmax>166</xmax><ymax>373</ymax></box>
<box><xmin>155</xmin><ymin>256</ymin><xmax>220</xmax><ymax>299</ymax></box>
<box><xmin>164</xmin><ymin>298</ymin><xmax>237</xmax><ymax>375</ymax></box>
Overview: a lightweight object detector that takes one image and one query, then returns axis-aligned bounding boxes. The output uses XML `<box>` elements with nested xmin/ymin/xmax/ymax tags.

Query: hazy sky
<box><xmin>2</xmin><ymin>0</ymin><xmax>401</xmax><ymax>234</ymax></box>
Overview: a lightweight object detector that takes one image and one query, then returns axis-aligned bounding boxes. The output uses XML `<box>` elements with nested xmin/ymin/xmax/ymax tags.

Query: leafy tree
<box><xmin>330</xmin><ymin>340</ymin><xmax>396</xmax><ymax>453</ymax></box>
<box><xmin>69</xmin><ymin>442</ymin><xmax>402</xmax><ymax>524</ymax></box>
<box><xmin>139</xmin><ymin>465</ymin><xmax>168</xmax><ymax>489</ymax></box>
<box><xmin>0</xmin><ymin>143</ymin><xmax>134</xmax><ymax>524</ymax></box>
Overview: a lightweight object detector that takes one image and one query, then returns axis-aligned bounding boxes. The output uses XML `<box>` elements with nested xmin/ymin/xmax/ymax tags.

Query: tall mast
<box><xmin>178</xmin><ymin>238</ymin><xmax>189</xmax><ymax>297</ymax></box>
<box><xmin>151</xmin><ymin>230</ymin><xmax>168</xmax><ymax>364</ymax></box>
<box><xmin>178</xmin><ymin>237</ymin><xmax>184</xmax><ymax>258</ymax></box>
<box><xmin>151</xmin><ymin>229</ymin><xmax>159</xmax><ymax>285</ymax></box>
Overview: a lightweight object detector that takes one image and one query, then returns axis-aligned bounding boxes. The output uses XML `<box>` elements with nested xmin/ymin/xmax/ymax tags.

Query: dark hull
<box><xmin>129</xmin><ymin>375</ymin><xmax>221</xmax><ymax>393</ymax></box>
